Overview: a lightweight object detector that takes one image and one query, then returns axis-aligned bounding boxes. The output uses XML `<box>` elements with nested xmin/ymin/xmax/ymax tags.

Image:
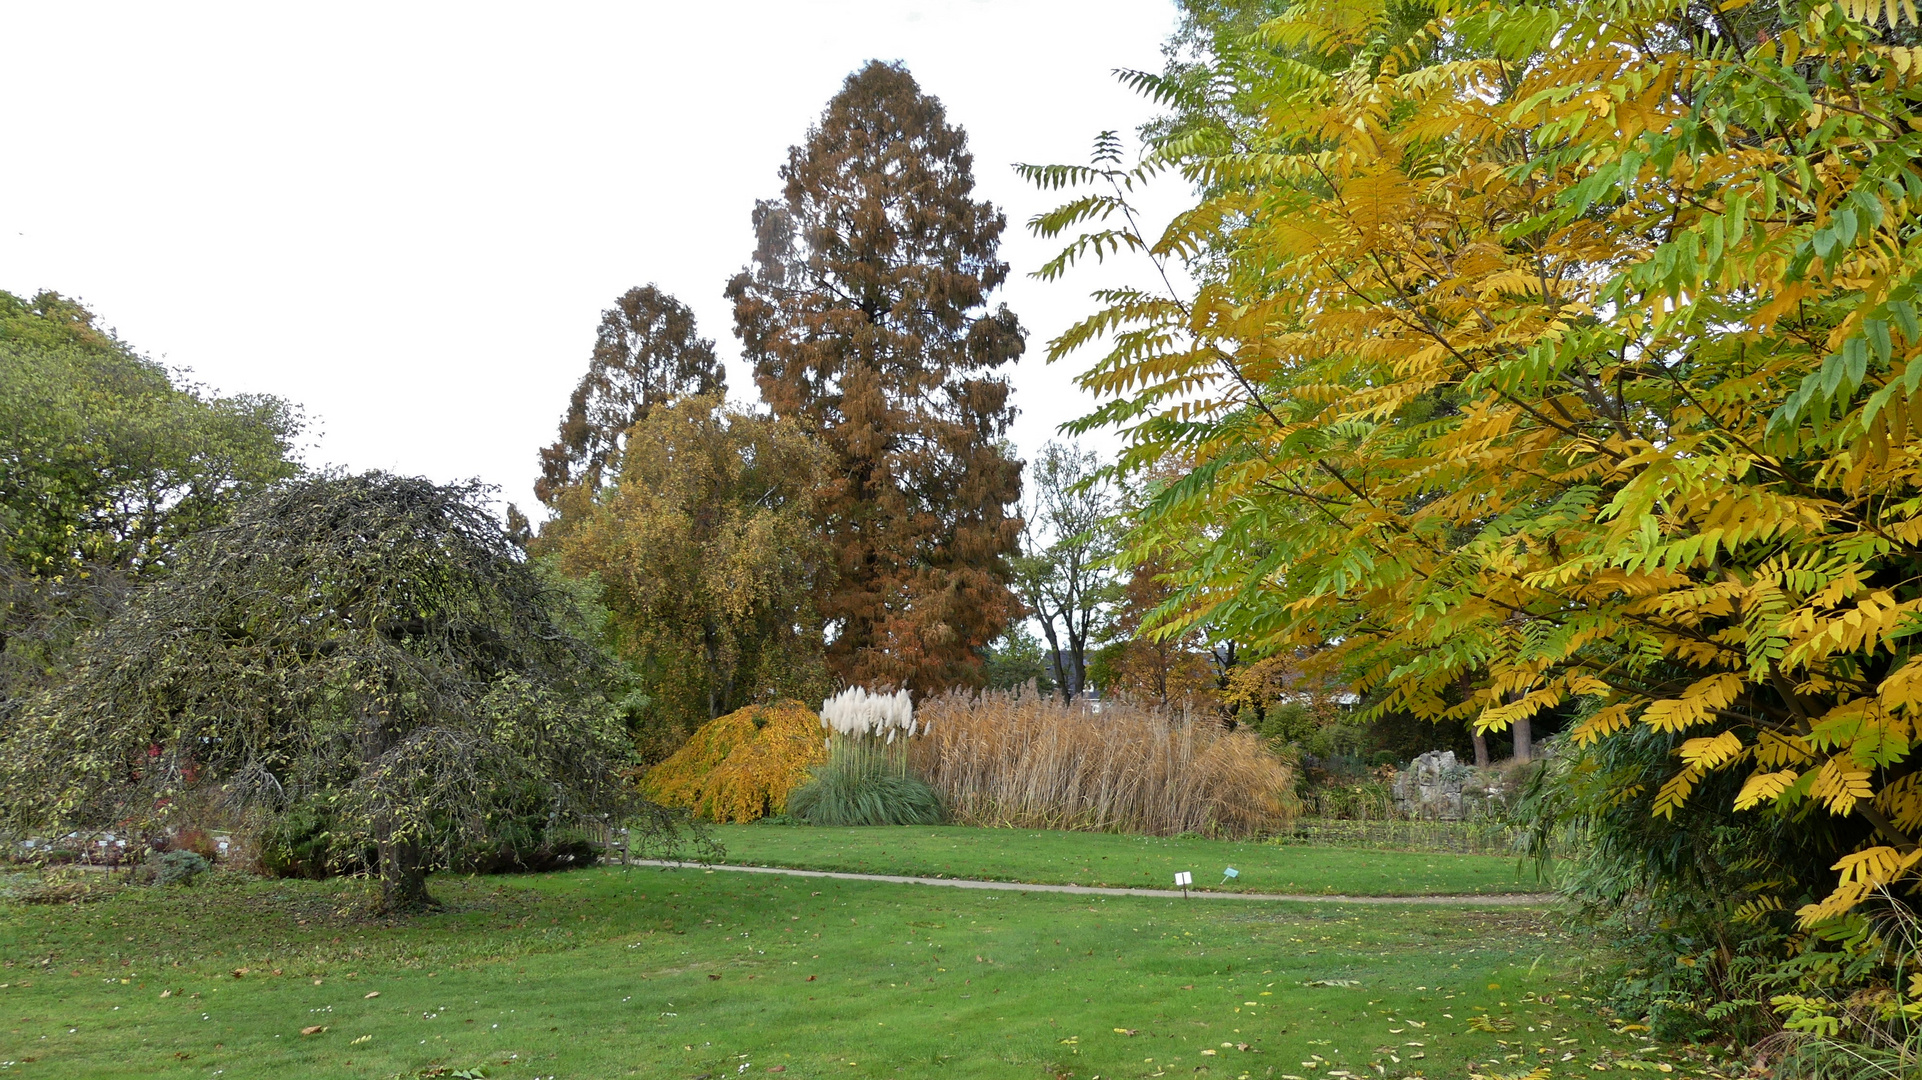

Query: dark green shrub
<box><xmin>260</xmin><ymin>788</ymin><xmax>596</xmax><ymax>878</ymax></box>
<box><xmin>1521</xmin><ymin>719</ymin><xmax>1849</xmax><ymax>1045</ymax></box>
<box><xmin>788</xmin><ymin>761</ymin><xmax>943</xmax><ymax>827</ymax></box>
<box><xmin>452</xmin><ymin>779</ymin><xmax>600</xmax><ymax>873</ymax></box>
<box><xmin>259</xmin><ymin>799</ymin><xmax>373</xmax><ymax>879</ymax></box>
<box><xmin>1247</xmin><ymin>702</ymin><xmax>1317</xmax><ymax>744</ymax></box>
<box><xmin>155</xmin><ymin>850</ymin><xmax>209</xmax><ymax>886</ymax></box>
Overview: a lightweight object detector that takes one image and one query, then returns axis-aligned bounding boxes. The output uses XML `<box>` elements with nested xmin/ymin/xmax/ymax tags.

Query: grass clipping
<box><xmin>642</xmin><ymin>700</ymin><xmax>826</xmax><ymax>823</ymax></box>
<box><xmin>914</xmin><ymin>688</ymin><xmax>1293</xmax><ymax>838</ymax></box>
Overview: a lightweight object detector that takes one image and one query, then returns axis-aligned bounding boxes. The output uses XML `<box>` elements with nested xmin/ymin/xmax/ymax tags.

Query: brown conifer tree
<box><xmin>727</xmin><ymin>60</ymin><xmax>1025</xmax><ymax>694</ymax></box>
<box><xmin>536</xmin><ymin>284</ymin><xmax>723</xmax><ymax>507</ymax></box>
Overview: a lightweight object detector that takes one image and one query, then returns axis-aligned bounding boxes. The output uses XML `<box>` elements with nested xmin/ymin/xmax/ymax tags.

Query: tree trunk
<box><xmin>376</xmin><ymin>822</ymin><xmax>438</xmax><ymax>913</ymax></box>
<box><xmin>1512</xmin><ymin>714</ymin><xmax>1534</xmax><ymax>763</ymax></box>
<box><xmin>1065</xmin><ymin>623</ymin><xmax>1087</xmax><ymax>702</ymax></box>
<box><xmin>1037</xmin><ymin>613</ymin><xmax>1071</xmax><ymax>703</ymax></box>
<box><xmin>1457</xmin><ymin>670</ymin><xmax>1489</xmax><ymax>767</ymax></box>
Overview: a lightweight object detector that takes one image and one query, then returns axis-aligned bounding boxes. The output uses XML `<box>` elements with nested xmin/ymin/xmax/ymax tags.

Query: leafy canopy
<box><xmin>543</xmin><ymin>396</ymin><xmax>833</xmax><ymax>756</ymax></box>
<box><xmin>1</xmin><ymin>473</ymin><xmax>667</xmax><ymax>909</ymax></box>
<box><xmin>0</xmin><ymin>289</ymin><xmax>302</xmax><ymax>581</ymax></box>
<box><xmin>1035</xmin><ymin>0</ymin><xmax>1922</xmax><ymax>925</ymax></box>
<box><xmin>535</xmin><ymin>284</ymin><xmax>724</xmax><ymax>508</ymax></box>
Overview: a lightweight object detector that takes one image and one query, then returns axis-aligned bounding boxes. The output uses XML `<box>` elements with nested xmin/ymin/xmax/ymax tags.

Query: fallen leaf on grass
<box><xmin>300</xmin><ymin>1025</ymin><xmax>326</xmax><ymax>1036</ymax></box>
<box><xmin>708</xmin><ymin>974</ymin><xmax>722</xmax><ymax>981</ymax></box>
<box><xmin>806</xmin><ymin>976</ymin><xmax>816</xmax><ymax>982</ymax></box>
<box><xmin>1113</xmin><ymin>1028</ymin><xmax>1138</xmax><ymax>1036</ymax></box>
<box><xmin>768</xmin><ymin>1068</ymin><xmax>786</xmax><ymax>1074</ymax></box>
<box><xmin>365</xmin><ymin>991</ymin><xmax>380</xmax><ymax>998</ymax></box>
<box><xmin>159</xmin><ymin>990</ymin><xmax>171</xmax><ymax>999</ymax></box>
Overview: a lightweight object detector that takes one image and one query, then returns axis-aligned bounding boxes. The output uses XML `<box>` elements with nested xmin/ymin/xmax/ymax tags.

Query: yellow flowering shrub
<box><xmin>641</xmin><ymin>700</ymin><xmax>826</xmax><ymax>823</ymax></box>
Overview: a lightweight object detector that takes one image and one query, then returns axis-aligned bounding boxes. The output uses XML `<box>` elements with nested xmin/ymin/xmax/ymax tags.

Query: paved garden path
<box><xmin>627</xmin><ymin>859</ymin><xmax>1555</xmax><ymax>905</ymax></box>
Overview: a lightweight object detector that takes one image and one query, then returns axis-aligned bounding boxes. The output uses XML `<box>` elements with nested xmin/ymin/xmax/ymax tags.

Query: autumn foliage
<box><xmin>546</xmin><ymin>396</ymin><xmax>831</xmax><ymax>751</ymax></box>
<box><xmin>729</xmin><ymin>61</ymin><xmax>1025</xmax><ymax>695</ymax></box>
<box><xmin>1036</xmin><ymin>0</ymin><xmax>1922</xmax><ymax>928</ymax></box>
<box><xmin>642</xmin><ymin>700</ymin><xmax>827</xmax><ymax>824</ymax></box>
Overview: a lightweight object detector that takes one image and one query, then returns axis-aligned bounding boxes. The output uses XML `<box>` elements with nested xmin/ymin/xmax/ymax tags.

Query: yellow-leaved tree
<box><xmin>1034</xmin><ymin>0</ymin><xmax>1922</xmax><ymax>930</ymax></box>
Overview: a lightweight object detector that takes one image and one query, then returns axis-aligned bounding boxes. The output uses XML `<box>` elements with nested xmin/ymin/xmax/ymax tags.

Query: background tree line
<box><xmin>521</xmin><ymin>60</ymin><xmax>1339</xmax><ymax>761</ymax></box>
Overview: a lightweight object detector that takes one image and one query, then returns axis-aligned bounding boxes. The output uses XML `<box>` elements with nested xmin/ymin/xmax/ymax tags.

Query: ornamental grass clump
<box><xmin>914</xmin><ymin>688</ymin><xmax>1293</xmax><ymax>838</ymax></box>
<box><xmin>642</xmin><ymin>701</ymin><xmax>827</xmax><ymax>823</ymax></box>
<box><xmin>788</xmin><ymin>688</ymin><xmax>943</xmax><ymax>826</ymax></box>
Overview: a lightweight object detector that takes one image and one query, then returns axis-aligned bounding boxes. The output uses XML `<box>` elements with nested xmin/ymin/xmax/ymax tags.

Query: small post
<box><xmin>1221</xmin><ymin>867</ymin><xmax>1239</xmax><ymax>886</ymax></box>
<box><xmin>1175</xmin><ymin>870</ymin><xmax>1192</xmax><ymax>898</ymax></box>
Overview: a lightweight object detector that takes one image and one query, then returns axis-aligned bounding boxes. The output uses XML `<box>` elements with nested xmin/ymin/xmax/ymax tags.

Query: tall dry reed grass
<box><xmin>913</xmin><ymin>688</ymin><xmax>1294</xmax><ymax>838</ymax></box>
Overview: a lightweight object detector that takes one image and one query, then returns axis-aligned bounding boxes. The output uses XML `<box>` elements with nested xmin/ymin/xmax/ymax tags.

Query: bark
<box><xmin>1037</xmin><ymin>615</ymin><xmax>1070</xmax><ymax>704</ymax></box>
<box><xmin>1471</xmin><ymin>728</ymin><xmax>1490</xmax><ymax>768</ymax></box>
<box><xmin>376</xmin><ymin>821</ymin><xmax>438</xmax><ymax>913</ymax></box>
<box><xmin>1511</xmin><ymin>714</ymin><xmax>1533</xmax><ymax>763</ymax></box>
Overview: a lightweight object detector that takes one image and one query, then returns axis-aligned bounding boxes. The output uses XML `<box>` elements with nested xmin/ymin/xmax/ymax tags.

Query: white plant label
<box><xmin>1174</xmin><ymin>871</ymin><xmax>1193</xmax><ymax>887</ymax></box>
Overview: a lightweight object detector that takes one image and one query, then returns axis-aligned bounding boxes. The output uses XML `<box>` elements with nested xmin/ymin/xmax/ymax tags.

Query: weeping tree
<box><xmin>0</xmin><ymin>472</ymin><xmax>704</xmax><ymax>911</ymax></box>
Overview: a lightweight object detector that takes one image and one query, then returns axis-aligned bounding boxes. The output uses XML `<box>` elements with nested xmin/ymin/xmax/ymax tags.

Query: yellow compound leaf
<box><xmin>643</xmin><ymin>701</ymin><xmax>828</xmax><ymax>823</ymax></box>
<box><xmin>1811</xmin><ymin>758</ymin><xmax>1876</xmax><ymax>815</ymax></box>
<box><xmin>1754</xmin><ymin>730</ymin><xmax>1815</xmax><ymax>767</ymax></box>
<box><xmin>1732</xmin><ymin>896</ymin><xmax>1787</xmax><ymax>922</ymax></box>
<box><xmin>1641</xmin><ymin>672</ymin><xmax>1745</xmax><ymax>733</ymax></box>
<box><xmin>1831</xmin><ymin>845</ymin><xmax>1922</xmax><ymax>887</ymax></box>
<box><xmin>1570</xmin><ymin>701</ymin><xmax>1634</xmax><ymax>745</ymax></box>
<box><xmin>1680</xmin><ymin>730</ymin><xmax>1746</xmax><ymax>769</ymax></box>
<box><xmin>1735</xmin><ymin>769</ymin><xmax>1801</xmax><ymax>810</ymax></box>
<box><xmin>1653</xmin><ymin>766</ymin><xmax>1702</xmax><ymax>819</ymax></box>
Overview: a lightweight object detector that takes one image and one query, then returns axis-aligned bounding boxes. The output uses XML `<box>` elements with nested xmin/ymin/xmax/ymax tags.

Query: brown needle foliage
<box><xmin>728</xmin><ymin>60</ymin><xmax>1025</xmax><ymax>695</ymax></box>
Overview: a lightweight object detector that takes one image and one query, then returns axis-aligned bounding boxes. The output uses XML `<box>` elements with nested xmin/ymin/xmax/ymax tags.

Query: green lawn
<box><xmin>706</xmin><ymin>823</ymin><xmax>1546</xmax><ymax>896</ymax></box>
<box><xmin>0</xmin><ymin>862</ymin><xmax>1692</xmax><ymax>1079</ymax></box>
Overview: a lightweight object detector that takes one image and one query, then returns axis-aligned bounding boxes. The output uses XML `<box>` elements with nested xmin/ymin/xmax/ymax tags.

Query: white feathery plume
<box><xmin>819</xmin><ymin>687</ymin><xmax>915</xmax><ymax>738</ymax></box>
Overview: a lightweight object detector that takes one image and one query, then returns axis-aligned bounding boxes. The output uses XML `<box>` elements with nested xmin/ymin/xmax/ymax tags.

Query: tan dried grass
<box><xmin>912</xmin><ymin>688</ymin><xmax>1294</xmax><ymax>838</ymax></box>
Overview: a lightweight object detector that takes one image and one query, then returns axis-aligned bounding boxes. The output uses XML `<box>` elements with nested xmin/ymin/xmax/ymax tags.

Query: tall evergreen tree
<box><xmin>727</xmin><ymin>61</ymin><xmax>1025</xmax><ymax>694</ymax></box>
<box><xmin>535</xmin><ymin>285</ymin><xmax>723</xmax><ymax>508</ymax></box>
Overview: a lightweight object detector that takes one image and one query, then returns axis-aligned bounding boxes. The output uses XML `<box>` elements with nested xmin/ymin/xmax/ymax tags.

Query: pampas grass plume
<box><xmin>820</xmin><ymin>687</ymin><xmax>916</xmax><ymax>737</ymax></box>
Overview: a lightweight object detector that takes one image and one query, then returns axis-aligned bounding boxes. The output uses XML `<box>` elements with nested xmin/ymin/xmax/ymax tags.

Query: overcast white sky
<box><xmin>0</xmin><ymin>1</ymin><xmax>1187</xmax><ymax>518</ymax></box>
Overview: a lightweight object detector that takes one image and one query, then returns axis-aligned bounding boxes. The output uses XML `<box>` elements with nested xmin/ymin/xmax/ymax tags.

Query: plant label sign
<box><xmin>1174</xmin><ymin>871</ymin><xmax>1193</xmax><ymax>897</ymax></box>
